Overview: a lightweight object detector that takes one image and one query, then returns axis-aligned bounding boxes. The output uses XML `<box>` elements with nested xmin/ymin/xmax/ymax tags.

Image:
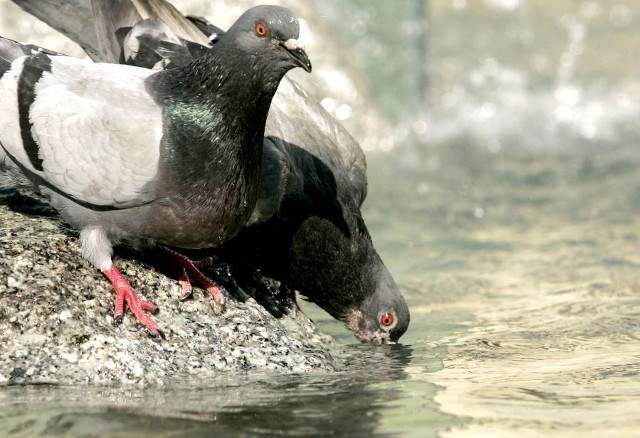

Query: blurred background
<box><xmin>1</xmin><ymin>0</ymin><xmax>639</xmax><ymax>435</ymax></box>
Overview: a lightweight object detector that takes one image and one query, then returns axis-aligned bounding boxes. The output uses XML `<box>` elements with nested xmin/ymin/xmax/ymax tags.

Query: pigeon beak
<box><xmin>282</xmin><ymin>38</ymin><xmax>312</xmax><ymax>72</ymax></box>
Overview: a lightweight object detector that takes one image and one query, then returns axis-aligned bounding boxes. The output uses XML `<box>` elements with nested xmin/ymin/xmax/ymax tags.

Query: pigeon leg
<box><xmin>102</xmin><ymin>264</ymin><xmax>159</xmax><ymax>335</ymax></box>
<box><xmin>281</xmin><ymin>283</ymin><xmax>302</xmax><ymax>312</ymax></box>
<box><xmin>176</xmin><ymin>257</ymin><xmax>218</xmax><ymax>300</ymax></box>
<box><xmin>159</xmin><ymin>247</ymin><xmax>226</xmax><ymax>306</ymax></box>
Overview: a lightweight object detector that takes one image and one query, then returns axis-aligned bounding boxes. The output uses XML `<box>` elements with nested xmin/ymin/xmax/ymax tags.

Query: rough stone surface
<box><xmin>0</xmin><ymin>190</ymin><xmax>337</xmax><ymax>386</ymax></box>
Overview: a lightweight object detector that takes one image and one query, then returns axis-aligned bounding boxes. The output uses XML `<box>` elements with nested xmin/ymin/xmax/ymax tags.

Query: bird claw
<box><xmin>103</xmin><ymin>247</ymin><xmax>228</xmax><ymax>336</ymax></box>
<box><xmin>154</xmin><ymin>327</ymin><xmax>166</xmax><ymax>340</ymax></box>
<box><xmin>178</xmin><ymin>268</ymin><xmax>193</xmax><ymax>300</ymax></box>
<box><xmin>211</xmin><ymin>297</ymin><xmax>226</xmax><ymax>314</ymax></box>
<box><xmin>179</xmin><ymin>290</ymin><xmax>193</xmax><ymax>301</ymax></box>
<box><xmin>204</xmin><ymin>283</ymin><xmax>226</xmax><ymax>307</ymax></box>
<box><xmin>159</xmin><ymin>246</ymin><xmax>228</xmax><ymax>307</ymax></box>
<box><xmin>103</xmin><ymin>265</ymin><xmax>159</xmax><ymax>334</ymax></box>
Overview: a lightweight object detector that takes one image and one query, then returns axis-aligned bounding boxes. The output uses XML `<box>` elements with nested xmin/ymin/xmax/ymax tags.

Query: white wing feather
<box><xmin>0</xmin><ymin>55</ymin><xmax>163</xmax><ymax>207</ymax></box>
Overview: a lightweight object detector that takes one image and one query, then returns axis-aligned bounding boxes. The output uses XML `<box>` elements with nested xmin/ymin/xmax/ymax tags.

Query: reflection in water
<box><xmin>0</xmin><ymin>345</ymin><xmax>420</xmax><ymax>437</ymax></box>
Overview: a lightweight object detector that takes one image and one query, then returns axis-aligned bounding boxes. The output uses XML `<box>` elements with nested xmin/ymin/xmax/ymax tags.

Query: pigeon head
<box><xmin>285</xmin><ymin>214</ymin><xmax>410</xmax><ymax>345</ymax></box>
<box><xmin>225</xmin><ymin>5</ymin><xmax>312</xmax><ymax>74</ymax></box>
<box><xmin>345</xmin><ymin>262</ymin><xmax>410</xmax><ymax>345</ymax></box>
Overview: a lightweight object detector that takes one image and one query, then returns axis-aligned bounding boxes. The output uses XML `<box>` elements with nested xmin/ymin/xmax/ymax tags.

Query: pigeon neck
<box><xmin>149</xmin><ymin>48</ymin><xmax>282</xmax><ymax>230</ymax></box>
<box><xmin>179</xmin><ymin>43</ymin><xmax>283</xmax><ymax>106</ymax></box>
<box><xmin>289</xmin><ymin>217</ymin><xmax>377</xmax><ymax>318</ymax></box>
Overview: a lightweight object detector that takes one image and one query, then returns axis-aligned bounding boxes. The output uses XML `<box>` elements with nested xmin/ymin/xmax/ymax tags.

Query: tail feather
<box><xmin>10</xmin><ymin>0</ymin><xmax>101</xmax><ymax>59</ymax></box>
<box><xmin>10</xmin><ymin>0</ymin><xmax>210</xmax><ymax>61</ymax></box>
<box><xmin>90</xmin><ymin>0</ymin><xmax>210</xmax><ymax>63</ymax></box>
<box><xmin>122</xmin><ymin>19</ymin><xmax>192</xmax><ymax>69</ymax></box>
<box><xmin>91</xmin><ymin>0</ymin><xmax>143</xmax><ymax>63</ymax></box>
<box><xmin>126</xmin><ymin>0</ymin><xmax>209</xmax><ymax>45</ymax></box>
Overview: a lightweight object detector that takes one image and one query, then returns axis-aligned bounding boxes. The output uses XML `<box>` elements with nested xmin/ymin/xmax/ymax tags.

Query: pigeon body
<box><xmin>4</xmin><ymin>0</ymin><xmax>410</xmax><ymax>343</ymax></box>
<box><xmin>228</xmin><ymin>81</ymin><xmax>410</xmax><ymax>344</ymax></box>
<box><xmin>0</xmin><ymin>5</ymin><xmax>311</xmax><ymax>334</ymax></box>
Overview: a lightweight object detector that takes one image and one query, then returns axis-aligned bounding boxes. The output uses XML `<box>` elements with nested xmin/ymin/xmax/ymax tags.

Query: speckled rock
<box><xmin>0</xmin><ymin>190</ymin><xmax>337</xmax><ymax>386</ymax></box>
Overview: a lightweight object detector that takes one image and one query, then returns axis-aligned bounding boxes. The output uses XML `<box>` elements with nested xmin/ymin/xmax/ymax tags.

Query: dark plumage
<box><xmin>0</xmin><ymin>5</ymin><xmax>311</xmax><ymax>335</ymax></box>
<box><xmin>5</xmin><ymin>0</ymin><xmax>410</xmax><ymax>343</ymax></box>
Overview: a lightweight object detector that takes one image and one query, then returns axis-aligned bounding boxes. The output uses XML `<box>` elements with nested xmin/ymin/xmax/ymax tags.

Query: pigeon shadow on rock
<box><xmin>0</xmin><ymin>188</ymin><xmax>58</xmax><ymax>218</ymax></box>
<box><xmin>137</xmin><ymin>245</ymin><xmax>297</xmax><ymax>319</ymax></box>
<box><xmin>82</xmin><ymin>243</ymin><xmax>299</xmax><ymax>320</ymax></box>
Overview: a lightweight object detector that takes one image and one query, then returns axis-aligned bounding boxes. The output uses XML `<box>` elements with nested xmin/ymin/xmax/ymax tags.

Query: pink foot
<box><xmin>159</xmin><ymin>247</ymin><xmax>226</xmax><ymax>305</ymax></box>
<box><xmin>102</xmin><ymin>264</ymin><xmax>160</xmax><ymax>335</ymax></box>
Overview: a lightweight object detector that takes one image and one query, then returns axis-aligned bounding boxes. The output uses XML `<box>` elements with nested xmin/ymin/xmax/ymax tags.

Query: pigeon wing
<box><xmin>0</xmin><ymin>53</ymin><xmax>162</xmax><ymax>208</ymax></box>
<box><xmin>266</xmin><ymin>79</ymin><xmax>368</xmax><ymax>208</ymax></box>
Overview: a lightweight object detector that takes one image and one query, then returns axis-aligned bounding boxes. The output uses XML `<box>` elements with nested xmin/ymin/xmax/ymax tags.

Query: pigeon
<box><xmin>0</xmin><ymin>5</ymin><xmax>312</xmax><ymax>335</ymax></box>
<box><xmin>6</xmin><ymin>0</ymin><xmax>411</xmax><ymax>344</ymax></box>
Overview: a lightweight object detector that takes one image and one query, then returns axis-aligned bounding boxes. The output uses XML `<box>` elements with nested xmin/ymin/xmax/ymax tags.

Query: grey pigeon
<box><xmin>6</xmin><ymin>0</ymin><xmax>410</xmax><ymax>344</ymax></box>
<box><xmin>0</xmin><ymin>5</ymin><xmax>312</xmax><ymax>335</ymax></box>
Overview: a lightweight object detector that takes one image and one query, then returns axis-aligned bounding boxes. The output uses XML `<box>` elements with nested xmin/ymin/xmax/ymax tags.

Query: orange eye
<box><xmin>379</xmin><ymin>312</ymin><xmax>395</xmax><ymax>328</ymax></box>
<box><xmin>255</xmin><ymin>22</ymin><xmax>269</xmax><ymax>37</ymax></box>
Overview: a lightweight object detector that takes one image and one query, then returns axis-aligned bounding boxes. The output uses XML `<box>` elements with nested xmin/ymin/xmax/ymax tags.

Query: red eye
<box><xmin>379</xmin><ymin>312</ymin><xmax>395</xmax><ymax>328</ymax></box>
<box><xmin>255</xmin><ymin>22</ymin><xmax>269</xmax><ymax>37</ymax></box>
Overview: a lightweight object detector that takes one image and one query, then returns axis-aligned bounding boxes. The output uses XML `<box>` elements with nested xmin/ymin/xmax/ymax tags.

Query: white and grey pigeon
<box><xmin>0</xmin><ymin>5</ymin><xmax>312</xmax><ymax>335</ymax></box>
<box><xmin>6</xmin><ymin>0</ymin><xmax>411</xmax><ymax>344</ymax></box>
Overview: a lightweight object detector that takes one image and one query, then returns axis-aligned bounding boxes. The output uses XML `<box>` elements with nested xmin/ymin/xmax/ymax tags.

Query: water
<box><xmin>1</xmin><ymin>0</ymin><xmax>640</xmax><ymax>436</ymax></box>
<box><xmin>362</xmin><ymin>141</ymin><xmax>640</xmax><ymax>435</ymax></box>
